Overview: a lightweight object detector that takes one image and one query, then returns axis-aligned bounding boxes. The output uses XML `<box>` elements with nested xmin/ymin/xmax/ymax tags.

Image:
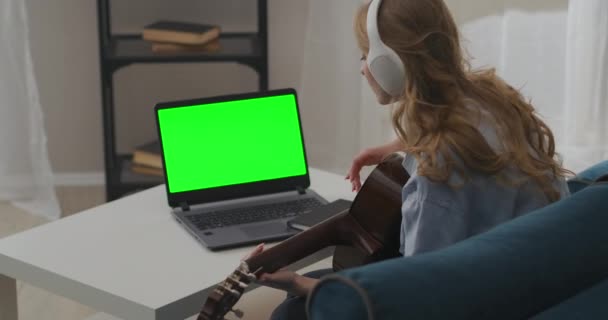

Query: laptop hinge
<box><xmin>296</xmin><ymin>186</ymin><xmax>306</xmax><ymax>195</ymax></box>
<box><xmin>180</xmin><ymin>202</ymin><xmax>190</xmax><ymax>212</ymax></box>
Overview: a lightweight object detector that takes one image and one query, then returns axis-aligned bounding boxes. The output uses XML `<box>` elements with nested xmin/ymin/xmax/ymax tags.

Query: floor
<box><xmin>0</xmin><ymin>186</ymin><xmax>329</xmax><ymax>320</ymax></box>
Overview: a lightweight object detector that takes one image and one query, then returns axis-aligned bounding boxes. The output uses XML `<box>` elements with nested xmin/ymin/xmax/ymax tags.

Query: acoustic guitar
<box><xmin>198</xmin><ymin>153</ymin><xmax>409</xmax><ymax>320</ymax></box>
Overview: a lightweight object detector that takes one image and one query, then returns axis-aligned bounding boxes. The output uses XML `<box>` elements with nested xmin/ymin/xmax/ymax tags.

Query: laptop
<box><xmin>155</xmin><ymin>88</ymin><xmax>328</xmax><ymax>250</ymax></box>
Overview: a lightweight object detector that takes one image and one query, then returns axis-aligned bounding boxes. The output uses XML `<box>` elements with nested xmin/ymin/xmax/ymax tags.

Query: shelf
<box><xmin>109</xmin><ymin>155</ymin><xmax>163</xmax><ymax>196</ymax></box>
<box><xmin>98</xmin><ymin>0</ymin><xmax>268</xmax><ymax>201</ymax></box>
<box><xmin>104</xmin><ymin>33</ymin><xmax>263</xmax><ymax>64</ymax></box>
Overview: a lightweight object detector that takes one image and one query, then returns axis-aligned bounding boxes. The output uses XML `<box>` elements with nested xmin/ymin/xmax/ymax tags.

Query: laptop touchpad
<box><xmin>240</xmin><ymin>222</ymin><xmax>289</xmax><ymax>238</ymax></box>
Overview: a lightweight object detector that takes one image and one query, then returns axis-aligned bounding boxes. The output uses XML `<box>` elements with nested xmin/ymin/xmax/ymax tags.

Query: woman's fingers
<box><xmin>350</xmin><ymin>172</ymin><xmax>361</xmax><ymax>192</ymax></box>
<box><xmin>257</xmin><ymin>270</ymin><xmax>296</xmax><ymax>287</ymax></box>
<box><xmin>346</xmin><ymin>166</ymin><xmax>361</xmax><ymax>191</ymax></box>
<box><xmin>258</xmin><ymin>273</ymin><xmax>273</xmax><ymax>282</ymax></box>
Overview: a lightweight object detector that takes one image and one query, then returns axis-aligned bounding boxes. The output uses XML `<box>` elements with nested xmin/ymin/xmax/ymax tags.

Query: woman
<box><xmin>248</xmin><ymin>0</ymin><xmax>570</xmax><ymax>319</ymax></box>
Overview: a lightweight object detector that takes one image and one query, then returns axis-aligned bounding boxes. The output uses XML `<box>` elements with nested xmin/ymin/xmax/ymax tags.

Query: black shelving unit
<box><xmin>97</xmin><ymin>0</ymin><xmax>269</xmax><ymax>201</ymax></box>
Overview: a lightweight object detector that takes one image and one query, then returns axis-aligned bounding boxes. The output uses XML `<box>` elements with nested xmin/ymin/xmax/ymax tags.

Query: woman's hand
<box><xmin>243</xmin><ymin>244</ymin><xmax>319</xmax><ymax>296</ymax></box>
<box><xmin>257</xmin><ymin>269</ymin><xmax>318</xmax><ymax>297</ymax></box>
<box><xmin>346</xmin><ymin>139</ymin><xmax>403</xmax><ymax>192</ymax></box>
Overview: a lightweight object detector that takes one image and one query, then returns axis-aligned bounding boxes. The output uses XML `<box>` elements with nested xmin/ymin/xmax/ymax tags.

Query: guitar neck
<box><xmin>198</xmin><ymin>154</ymin><xmax>408</xmax><ymax>320</ymax></box>
<box><xmin>244</xmin><ymin>211</ymin><xmax>349</xmax><ymax>274</ymax></box>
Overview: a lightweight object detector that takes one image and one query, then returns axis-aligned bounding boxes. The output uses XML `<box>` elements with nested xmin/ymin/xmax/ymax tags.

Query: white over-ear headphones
<box><xmin>366</xmin><ymin>0</ymin><xmax>406</xmax><ymax>97</ymax></box>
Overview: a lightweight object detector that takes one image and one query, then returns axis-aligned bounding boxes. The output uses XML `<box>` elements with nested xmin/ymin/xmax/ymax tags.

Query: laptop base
<box><xmin>172</xmin><ymin>190</ymin><xmax>327</xmax><ymax>250</ymax></box>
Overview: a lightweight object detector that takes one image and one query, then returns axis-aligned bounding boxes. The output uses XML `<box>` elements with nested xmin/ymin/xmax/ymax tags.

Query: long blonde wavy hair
<box><xmin>355</xmin><ymin>0</ymin><xmax>570</xmax><ymax>202</ymax></box>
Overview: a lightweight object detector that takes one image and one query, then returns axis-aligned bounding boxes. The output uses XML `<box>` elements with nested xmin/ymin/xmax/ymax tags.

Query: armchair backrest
<box><xmin>567</xmin><ymin>160</ymin><xmax>608</xmax><ymax>193</ymax></box>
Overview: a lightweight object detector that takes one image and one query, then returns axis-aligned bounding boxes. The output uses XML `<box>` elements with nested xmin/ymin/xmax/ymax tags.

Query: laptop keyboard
<box><xmin>186</xmin><ymin>198</ymin><xmax>324</xmax><ymax>231</ymax></box>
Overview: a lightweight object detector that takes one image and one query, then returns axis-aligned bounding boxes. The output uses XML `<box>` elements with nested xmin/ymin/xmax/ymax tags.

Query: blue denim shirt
<box><xmin>399</xmin><ymin>154</ymin><xmax>570</xmax><ymax>256</ymax></box>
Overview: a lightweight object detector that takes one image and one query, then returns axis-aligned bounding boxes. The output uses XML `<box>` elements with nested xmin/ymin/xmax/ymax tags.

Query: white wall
<box><xmin>26</xmin><ymin>0</ymin><xmax>310</xmax><ymax>173</ymax></box>
<box><xmin>26</xmin><ymin>0</ymin><xmax>568</xmax><ymax>175</ymax></box>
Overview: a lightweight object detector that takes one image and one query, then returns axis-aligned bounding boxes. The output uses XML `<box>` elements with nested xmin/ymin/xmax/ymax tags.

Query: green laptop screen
<box><xmin>157</xmin><ymin>93</ymin><xmax>308</xmax><ymax>194</ymax></box>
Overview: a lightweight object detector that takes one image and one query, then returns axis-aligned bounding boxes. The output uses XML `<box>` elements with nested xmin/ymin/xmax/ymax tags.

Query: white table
<box><xmin>0</xmin><ymin>168</ymin><xmax>353</xmax><ymax>320</ymax></box>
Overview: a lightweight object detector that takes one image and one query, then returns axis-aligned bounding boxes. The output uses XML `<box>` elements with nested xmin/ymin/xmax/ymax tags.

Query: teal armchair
<box><xmin>307</xmin><ymin>167</ymin><xmax>608</xmax><ymax>320</ymax></box>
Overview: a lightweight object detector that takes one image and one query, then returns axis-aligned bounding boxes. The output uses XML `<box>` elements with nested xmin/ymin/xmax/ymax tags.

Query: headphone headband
<box><xmin>366</xmin><ymin>0</ymin><xmax>385</xmax><ymax>52</ymax></box>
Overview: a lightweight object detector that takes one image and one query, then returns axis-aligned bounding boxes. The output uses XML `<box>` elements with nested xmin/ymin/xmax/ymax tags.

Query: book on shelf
<box><xmin>142</xmin><ymin>20</ymin><xmax>221</xmax><ymax>45</ymax></box>
<box><xmin>150</xmin><ymin>39</ymin><xmax>221</xmax><ymax>53</ymax></box>
<box><xmin>131</xmin><ymin>163</ymin><xmax>164</xmax><ymax>177</ymax></box>
<box><xmin>132</xmin><ymin>140</ymin><xmax>162</xmax><ymax>169</ymax></box>
<box><xmin>122</xmin><ymin>160</ymin><xmax>164</xmax><ymax>184</ymax></box>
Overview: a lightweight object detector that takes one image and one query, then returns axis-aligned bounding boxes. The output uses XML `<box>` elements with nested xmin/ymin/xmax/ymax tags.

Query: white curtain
<box><xmin>456</xmin><ymin>0</ymin><xmax>608</xmax><ymax>173</ymax></box>
<box><xmin>301</xmin><ymin>0</ymin><xmax>607</xmax><ymax>174</ymax></box>
<box><xmin>562</xmin><ymin>0</ymin><xmax>608</xmax><ymax>172</ymax></box>
<box><xmin>0</xmin><ymin>0</ymin><xmax>60</xmax><ymax>219</ymax></box>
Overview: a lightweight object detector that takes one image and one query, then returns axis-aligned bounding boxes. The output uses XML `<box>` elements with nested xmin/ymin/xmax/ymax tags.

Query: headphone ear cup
<box><xmin>367</xmin><ymin>0</ymin><xmax>407</xmax><ymax>98</ymax></box>
<box><xmin>368</xmin><ymin>54</ymin><xmax>406</xmax><ymax>97</ymax></box>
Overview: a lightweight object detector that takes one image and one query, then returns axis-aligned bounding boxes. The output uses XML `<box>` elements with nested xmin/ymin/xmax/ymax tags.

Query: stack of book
<box><xmin>131</xmin><ymin>140</ymin><xmax>163</xmax><ymax>177</ymax></box>
<box><xmin>142</xmin><ymin>20</ymin><xmax>221</xmax><ymax>53</ymax></box>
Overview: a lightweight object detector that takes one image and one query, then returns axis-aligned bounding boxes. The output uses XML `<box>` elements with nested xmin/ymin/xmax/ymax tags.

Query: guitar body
<box><xmin>199</xmin><ymin>154</ymin><xmax>410</xmax><ymax>320</ymax></box>
<box><xmin>333</xmin><ymin>154</ymin><xmax>408</xmax><ymax>270</ymax></box>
